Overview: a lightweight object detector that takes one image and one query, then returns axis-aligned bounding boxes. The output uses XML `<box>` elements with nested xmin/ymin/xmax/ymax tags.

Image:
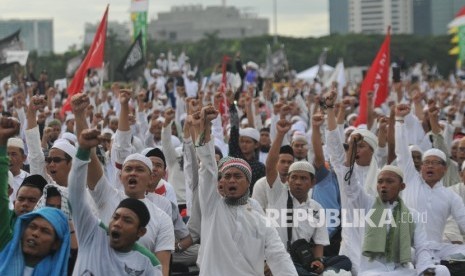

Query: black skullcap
<box><xmin>116</xmin><ymin>198</ymin><xmax>150</xmax><ymax>228</ymax></box>
<box><xmin>279</xmin><ymin>145</ymin><xmax>294</xmax><ymax>156</ymax></box>
<box><xmin>145</xmin><ymin>148</ymin><xmax>166</xmax><ymax>168</ymax></box>
<box><xmin>21</xmin><ymin>174</ymin><xmax>48</xmax><ymax>192</ymax></box>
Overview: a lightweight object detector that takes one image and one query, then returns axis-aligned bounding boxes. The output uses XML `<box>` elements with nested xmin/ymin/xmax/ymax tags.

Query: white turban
<box><xmin>123</xmin><ymin>153</ymin><xmax>153</xmax><ymax>172</ymax></box>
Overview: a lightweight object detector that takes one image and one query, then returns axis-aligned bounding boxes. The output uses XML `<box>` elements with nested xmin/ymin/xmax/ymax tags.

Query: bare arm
<box><xmin>311</xmin><ymin>113</ymin><xmax>325</xmax><ymax>169</ymax></box>
<box><xmin>266</xmin><ymin>119</ymin><xmax>291</xmax><ymax>186</ymax></box>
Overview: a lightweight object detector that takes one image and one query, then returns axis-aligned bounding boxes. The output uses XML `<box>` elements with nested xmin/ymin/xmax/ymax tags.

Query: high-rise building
<box><xmin>148</xmin><ymin>5</ymin><xmax>268</xmax><ymax>42</ymax></box>
<box><xmin>329</xmin><ymin>0</ymin><xmax>413</xmax><ymax>35</ymax></box>
<box><xmin>413</xmin><ymin>0</ymin><xmax>465</xmax><ymax>35</ymax></box>
<box><xmin>329</xmin><ymin>0</ymin><xmax>349</xmax><ymax>34</ymax></box>
<box><xmin>84</xmin><ymin>21</ymin><xmax>131</xmax><ymax>46</ymax></box>
<box><xmin>0</xmin><ymin>19</ymin><xmax>53</xmax><ymax>56</ymax></box>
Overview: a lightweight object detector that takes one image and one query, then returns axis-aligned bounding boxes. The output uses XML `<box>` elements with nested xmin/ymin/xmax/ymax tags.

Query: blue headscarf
<box><xmin>0</xmin><ymin>207</ymin><xmax>70</xmax><ymax>276</ymax></box>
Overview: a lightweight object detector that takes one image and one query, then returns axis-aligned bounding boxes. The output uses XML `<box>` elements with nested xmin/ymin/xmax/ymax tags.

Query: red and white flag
<box><xmin>62</xmin><ymin>5</ymin><xmax>108</xmax><ymax>116</ymax></box>
<box><xmin>355</xmin><ymin>27</ymin><xmax>391</xmax><ymax>126</ymax></box>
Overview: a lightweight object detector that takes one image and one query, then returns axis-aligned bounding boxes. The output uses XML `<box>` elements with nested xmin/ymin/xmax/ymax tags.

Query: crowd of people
<box><xmin>1</xmin><ymin>50</ymin><xmax>465</xmax><ymax>276</ymax></box>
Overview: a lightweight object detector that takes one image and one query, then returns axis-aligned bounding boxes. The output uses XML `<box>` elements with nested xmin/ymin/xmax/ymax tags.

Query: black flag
<box><xmin>117</xmin><ymin>32</ymin><xmax>144</xmax><ymax>81</ymax></box>
<box><xmin>0</xmin><ymin>29</ymin><xmax>22</xmax><ymax>66</ymax></box>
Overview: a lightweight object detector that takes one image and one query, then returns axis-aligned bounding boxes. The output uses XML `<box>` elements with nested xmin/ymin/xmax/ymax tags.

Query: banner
<box><xmin>131</xmin><ymin>0</ymin><xmax>148</xmax><ymax>52</ymax></box>
<box><xmin>62</xmin><ymin>5</ymin><xmax>108</xmax><ymax>116</ymax></box>
<box><xmin>355</xmin><ymin>27</ymin><xmax>391</xmax><ymax>126</ymax></box>
<box><xmin>117</xmin><ymin>32</ymin><xmax>144</xmax><ymax>80</ymax></box>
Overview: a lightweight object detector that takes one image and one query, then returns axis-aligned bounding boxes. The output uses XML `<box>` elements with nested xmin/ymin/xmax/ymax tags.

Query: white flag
<box><xmin>5</xmin><ymin>51</ymin><xmax>29</xmax><ymax>66</ymax></box>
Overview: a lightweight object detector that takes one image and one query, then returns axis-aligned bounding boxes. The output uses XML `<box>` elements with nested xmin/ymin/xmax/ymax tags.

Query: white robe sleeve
<box><xmin>196</xmin><ymin>140</ymin><xmax>220</xmax><ymax>215</ymax></box>
<box><xmin>25</xmin><ymin>126</ymin><xmax>52</xmax><ymax>183</ymax></box>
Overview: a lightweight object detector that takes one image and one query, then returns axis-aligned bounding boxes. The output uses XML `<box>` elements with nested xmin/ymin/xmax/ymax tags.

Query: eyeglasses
<box><xmin>45</xmin><ymin>157</ymin><xmax>67</xmax><ymax>164</ymax></box>
<box><xmin>422</xmin><ymin>160</ymin><xmax>445</xmax><ymax>166</ymax></box>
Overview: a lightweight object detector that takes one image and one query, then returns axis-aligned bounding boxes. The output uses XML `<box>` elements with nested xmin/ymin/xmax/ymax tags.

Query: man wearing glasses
<box><xmin>395</xmin><ymin>103</ymin><xmax>465</xmax><ymax>266</ymax></box>
<box><xmin>25</xmin><ymin>95</ymin><xmax>76</xmax><ymax>188</ymax></box>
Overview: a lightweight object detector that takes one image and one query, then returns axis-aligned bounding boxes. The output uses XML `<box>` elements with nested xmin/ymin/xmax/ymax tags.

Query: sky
<box><xmin>1</xmin><ymin>0</ymin><xmax>328</xmax><ymax>53</ymax></box>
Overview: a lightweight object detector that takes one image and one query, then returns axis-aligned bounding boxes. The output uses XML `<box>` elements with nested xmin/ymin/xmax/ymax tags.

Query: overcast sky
<box><xmin>1</xmin><ymin>0</ymin><xmax>328</xmax><ymax>53</ymax></box>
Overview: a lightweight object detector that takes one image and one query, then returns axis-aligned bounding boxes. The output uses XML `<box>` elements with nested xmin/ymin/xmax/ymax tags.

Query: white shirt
<box><xmin>90</xmin><ymin>175</ymin><xmax>175</xmax><ymax>253</ymax></box>
<box><xmin>9</xmin><ymin>169</ymin><xmax>29</xmax><ymax>203</ymax></box>
<box><xmin>69</xmin><ymin>157</ymin><xmax>162</xmax><ymax>276</ymax></box>
<box><xmin>396</xmin><ymin>121</ymin><xmax>465</xmax><ymax>245</ymax></box>
<box><xmin>196</xmin><ymin>140</ymin><xmax>298</xmax><ymax>276</ymax></box>
<box><xmin>343</xmin><ymin>166</ymin><xmax>441</xmax><ymax>275</ymax></box>
<box><xmin>266</xmin><ymin>177</ymin><xmax>329</xmax><ymax>247</ymax></box>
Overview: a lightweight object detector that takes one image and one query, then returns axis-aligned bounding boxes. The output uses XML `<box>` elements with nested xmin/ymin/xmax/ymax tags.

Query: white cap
<box><xmin>422</xmin><ymin>148</ymin><xmax>446</xmax><ymax>162</ymax></box>
<box><xmin>151</xmin><ymin>68</ymin><xmax>162</xmax><ymax>75</ymax></box>
<box><xmin>246</xmin><ymin>61</ymin><xmax>259</xmax><ymax>70</ymax></box>
<box><xmin>288</xmin><ymin>161</ymin><xmax>315</xmax><ymax>175</ymax></box>
<box><xmin>187</xmin><ymin>71</ymin><xmax>195</xmax><ymax>77</ymax></box>
<box><xmin>409</xmin><ymin>145</ymin><xmax>423</xmax><ymax>154</ymax></box>
<box><xmin>52</xmin><ymin>139</ymin><xmax>77</xmax><ymax>158</ymax></box>
<box><xmin>239</xmin><ymin>127</ymin><xmax>260</xmax><ymax>141</ymax></box>
<box><xmin>351</xmin><ymin>129</ymin><xmax>378</xmax><ymax>151</ymax></box>
<box><xmin>60</xmin><ymin>132</ymin><xmax>77</xmax><ymax>145</ymax></box>
<box><xmin>380</xmin><ymin>165</ymin><xmax>404</xmax><ymax>179</ymax></box>
<box><xmin>123</xmin><ymin>153</ymin><xmax>153</xmax><ymax>172</ymax></box>
<box><xmin>291</xmin><ymin>131</ymin><xmax>308</xmax><ymax>144</ymax></box>
<box><xmin>65</xmin><ymin>114</ymin><xmax>75</xmax><ymax>122</ymax></box>
<box><xmin>7</xmin><ymin>137</ymin><xmax>24</xmax><ymax>150</ymax></box>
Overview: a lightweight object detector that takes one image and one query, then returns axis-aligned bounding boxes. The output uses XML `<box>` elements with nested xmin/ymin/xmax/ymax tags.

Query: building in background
<box><xmin>148</xmin><ymin>5</ymin><xmax>268</xmax><ymax>42</ymax></box>
<box><xmin>330</xmin><ymin>0</ymin><xmax>465</xmax><ymax>36</ymax></box>
<box><xmin>84</xmin><ymin>21</ymin><xmax>131</xmax><ymax>46</ymax></box>
<box><xmin>329</xmin><ymin>0</ymin><xmax>349</xmax><ymax>34</ymax></box>
<box><xmin>0</xmin><ymin>19</ymin><xmax>53</xmax><ymax>56</ymax></box>
<box><xmin>413</xmin><ymin>0</ymin><xmax>465</xmax><ymax>35</ymax></box>
<box><xmin>348</xmin><ymin>0</ymin><xmax>413</xmax><ymax>34</ymax></box>
<box><xmin>329</xmin><ymin>0</ymin><xmax>413</xmax><ymax>35</ymax></box>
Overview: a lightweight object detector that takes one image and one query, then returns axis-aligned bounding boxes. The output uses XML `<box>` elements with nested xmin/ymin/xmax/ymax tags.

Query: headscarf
<box><xmin>0</xmin><ymin>207</ymin><xmax>70</xmax><ymax>276</ymax></box>
<box><xmin>34</xmin><ymin>184</ymin><xmax>71</xmax><ymax>219</ymax></box>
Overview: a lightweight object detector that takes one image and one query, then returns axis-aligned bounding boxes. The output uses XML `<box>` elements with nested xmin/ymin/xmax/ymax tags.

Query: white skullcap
<box><xmin>422</xmin><ymin>148</ymin><xmax>446</xmax><ymax>162</ymax></box>
<box><xmin>239</xmin><ymin>127</ymin><xmax>260</xmax><ymax>141</ymax></box>
<box><xmin>347</xmin><ymin>113</ymin><xmax>358</xmax><ymax>122</ymax></box>
<box><xmin>52</xmin><ymin>139</ymin><xmax>77</xmax><ymax>158</ymax></box>
<box><xmin>171</xmin><ymin>135</ymin><xmax>181</xmax><ymax>148</ymax></box>
<box><xmin>292</xmin><ymin>131</ymin><xmax>308</xmax><ymax>143</ymax></box>
<box><xmin>291</xmin><ymin>115</ymin><xmax>302</xmax><ymax>123</ymax></box>
<box><xmin>380</xmin><ymin>165</ymin><xmax>404</xmax><ymax>180</ymax></box>
<box><xmin>240</xmin><ymin>118</ymin><xmax>249</xmax><ymax>126</ymax></box>
<box><xmin>123</xmin><ymin>153</ymin><xmax>153</xmax><ymax>172</ymax></box>
<box><xmin>109</xmin><ymin>115</ymin><xmax>118</xmax><ymax>122</ymax></box>
<box><xmin>65</xmin><ymin>114</ymin><xmax>75</xmax><ymax>122</ymax></box>
<box><xmin>7</xmin><ymin>137</ymin><xmax>24</xmax><ymax>150</ymax></box>
<box><xmin>288</xmin><ymin>161</ymin><xmax>315</xmax><ymax>176</ymax></box>
<box><xmin>60</xmin><ymin>132</ymin><xmax>77</xmax><ymax>145</ymax></box>
<box><xmin>187</xmin><ymin>71</ymin><xmax>195</xmax><ymax>77</ymax></box>
<box><xmin>170</xmin><ymin>65</ymin><xmax>180</xmax><ymax>72</ymax></box>
<box><xmin>409</xmin><ymin>145</ymin><xmax>423</xmax><ymax>154</ymax></box>
<box><xmin>151</xmin><ymin>68</ymin><xmax>162</xmax><ymax>75</ymax></box>
<box><xmin>101</xmin><ymin>128</ymin><xmax>114</xmax><ymax>136</ymax></box>
<box><xmin>246</xmin><ymin>61</ymin><xmax>258</xmax><ymax>70</ymax></box>
<box><xmin>351</xmin><ymin>129</ymin><xmax>378</xmax><ymax>150</ymax></box>
<box><xmin>344</xmin><ymin>126</ymin><xmax>356</xmax><ymax>135</ymax></box>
